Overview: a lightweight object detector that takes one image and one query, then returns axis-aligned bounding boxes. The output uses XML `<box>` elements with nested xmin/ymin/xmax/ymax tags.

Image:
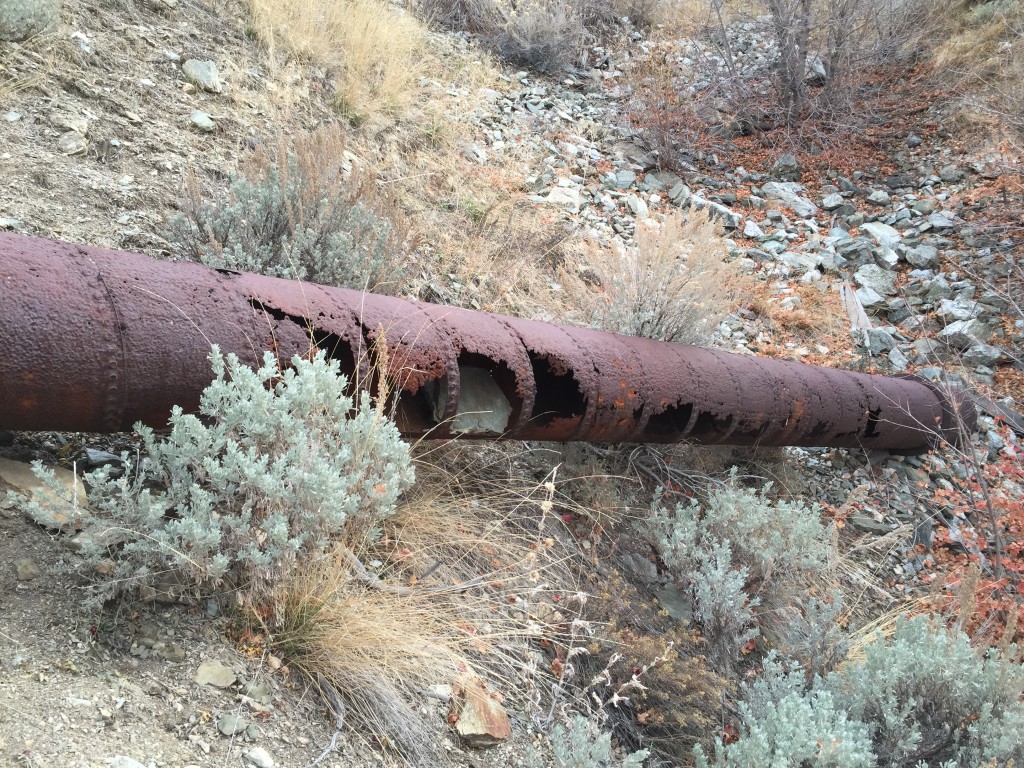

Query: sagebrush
<box><xmin>542</xmin><ymin>714</ymin><xmax>649</xmax><ymax>768</ymax></box>
<box><xmin>651</xmin><ymin>471</ymin><xmax>836</xmax><ymax>675</ymax></box>
<box><xmin>67</xmin><ymin>348</ymin><xmax>413</xmax><ymax>600</ymax></box>
<box><xmin>170</xmin><ymin>128</ymin><xmax>410</xmax><ymax>293</ymax></box>
<box><xmin>698</xmin><ymin>616</ymin><xmax>1024</xmax><ymax>767</ymax></box>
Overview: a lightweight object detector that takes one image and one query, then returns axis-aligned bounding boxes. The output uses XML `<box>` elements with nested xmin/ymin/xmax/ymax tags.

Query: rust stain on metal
<box><xmin>0</xmin><ymin>233</ymin><xmax>977</xmax><ymax>450</ymax></box>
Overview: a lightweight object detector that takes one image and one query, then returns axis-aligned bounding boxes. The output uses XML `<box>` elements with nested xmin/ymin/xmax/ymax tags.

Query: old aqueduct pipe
<box><xmin>0</xmin><ymin>233</ymin><xmax>975</xmax><ymax>450</ymax></box>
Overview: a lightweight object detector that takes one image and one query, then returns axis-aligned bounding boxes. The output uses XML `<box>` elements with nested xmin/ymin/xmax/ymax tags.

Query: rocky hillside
<box><xmin>2</xmin><ymin>0</ymin><xmax>1023</xmax><ymax>766</ymax></box>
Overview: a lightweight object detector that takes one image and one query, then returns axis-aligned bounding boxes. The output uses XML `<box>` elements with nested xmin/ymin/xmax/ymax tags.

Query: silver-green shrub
<box><xmin>698</xmin><ymin>617</ymin><xmax>1024</xmax><ymax>768</ymax></box>
<box><xmin>76</xmin><ymin>347</ymin><xmax>414</xmax><ymax>598</ymax></box>
<box><xmin>651</xmin><ymin>473</ymin><xmax>834</xmax><ymax>675</ymax></box>
<box><xmin>170</xmin><ymin>154</ymin><xmax>406</xmax><ymax>293</ymax></box>
<box><xmin>831</xmin><ymin>615</ymin><xmax>1024</xmax><ymax>767</ymax></box>
<box><xmin>695</xmin><ymin>654</ymin><xmax>876</xmax><ymax>768</ymax></box>
<box><xmin>546</xmin><ymin>715</ymin><xmax>649</xmax><ymax>768</ymax></box>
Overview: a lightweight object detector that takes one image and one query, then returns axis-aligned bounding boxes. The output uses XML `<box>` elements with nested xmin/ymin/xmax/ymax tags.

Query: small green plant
<box><xmin>169</xmin><ymin>128</ymin><xmax>409</xmax><ymax>293</ymax></box>
<box><xmin>62</xmin><ymin>347</ymin><xmax>414</xmax><ymax>601</ymax></box>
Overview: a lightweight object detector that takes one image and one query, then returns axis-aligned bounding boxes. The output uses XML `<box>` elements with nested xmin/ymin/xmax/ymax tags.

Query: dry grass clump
<box><xmin>0</xmin><ymin>32</ymin><xmax>52</xmax><ymax>100</ymax></box>
<box><xmin>247</xmin><ymin>0</ymin><xmax>428</xmax><ymax>120</ymax></box>
<box><xmin>932</xmin><ymin>0</ymin><xmax>1024</xmax><ymax>142</ymax></box>
<box><xmin>562</xmin><ymin>210</ymin><xmax>748</xmax><ymax>345</ymax></box>
<box><xmin>624</xmin><ymin>49</ymin><xmax>699</xmax><ymax>172</ymax></box>
<box><xmin>579</xmin><ymin>568</ymin><xmax>729</xmax><ymax>762</ymax></box>
<box><xmin>416</xmin><ymin>196</ymin><xmax>573</xmax><ymax>318</ymax></box>
<box><xmin>264</xmin><ymin>442</ymin><xmax>576</xmax><ymax>763</ymax></box>
<box><xmin>270</xmin><ymin>548</ymin><xmax>461</xmax><ymax>765</ymax></box>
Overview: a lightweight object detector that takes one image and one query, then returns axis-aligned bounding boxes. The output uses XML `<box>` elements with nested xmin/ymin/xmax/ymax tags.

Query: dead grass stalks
<box><xmin>247</xmin><ymin>0</ymin><xmax>428</xmax><ymax>120</ymax></box>
<box><xmin>270</xmin><ymin>547</ymin><xmax>460</xmax><ymax>765</ymax></box>
<box><xmin>264</xmin><ymin>443</ymin><xmax>576</xmax><ymax>763</ymax></box>
<box><xmin>561</xmin><ymin>209</ymin><xmax>749</xmax><ymax>345</ymax></box>
<box><xmin>0</xmin><ymin>34</ymin><xmax>52</xmax><ymax>101</ymax></box>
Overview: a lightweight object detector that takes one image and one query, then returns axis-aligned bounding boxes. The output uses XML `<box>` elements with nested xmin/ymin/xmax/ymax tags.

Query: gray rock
<box><xmin>939</xmin><ymin>165</ymin><xmax>964</xmax><ymax>183</ymax></box>
<box><xmin>463</xmin><ymin>143</ymin><xmax>487</xmax><ymax>164</ymax></box>
<box><xmin>850</xmin><ymin>514</ymin><xmax>893</xmax><ymax>534</ymax></box>
<box><xmin>217</xmin><ymin>714</ymin><xmax>248</xmax><ymax>737</ymax></box>
<box><xmin>51</xmin><ymin>111</ymin><xmax>89</xmax><ymax>135</ymax></box>
<box><xmin>865</xmin><ymin>328</ymin><xmax>897</xmax><ymax>354</ymax></box>
<box><xmin>182</xmin><ymin>59</ymin><xmax>223</xmax><ymax>93</ymax></box>
<box><xmin>805</xmin><ymin>53</ymin><xmax>828</xmax><ymax>85</ymax></box>
<box><xmin>105</xmin><ymin>758</ymin><xmax>149</xmax><ymax>768</ymax></box>
<box><xmin>925</xmin><ymin>276</ymin><xmax>952</xmax><ymax>302</ymax></box>
<box><xmin>83</xmin><ymin>448</ymin><xmax>123</xmax><ymax>467</ymax></box>
<box><xmin>906</xmin><ymin>134</ymin><xmax>922</xmax><ymax>148</ymax></box>
<box><xmin>157</xmin><ymin>642</ymin><xmax>185</xmax><ymax>662</ymax></box>
<box><xmin>873</xmin><ymin>246</ymin><xmax>900</xmax><ymax>270</ymax></box>
<box><xmin>615</xmin><ymin>169</ymin><xmax>636</xmax><ymax>189</ymax></box>
<box><xmin>241</xmin><ymin>681</ymin><xmax>273</xmax><ymax>704</ymax></box>
<box><xmin>0</xmin><ymin>217</ymin><xmax>22</xmax><ymax>230</ymax></box>
<box><xmin>195</xmin><ymin>660</ymin><xmax>236</xmax><ymax>688</ymax></box>
<box><xmin>912</xmin><ymin>199</ymin><xmax>936</xmax><ymax>215</ymax></box>
<box><xmin>885</xmin><ymin>172</ymin><xmax>916</xmax><ymax>190</ymax></box>
<box><xmin>743</xmin><ymin>219</ymin><xmax>765</xmax><ymax>238</ymax></box>
<box><xmin>936</xmin><ymin>297</ymin><xmax>982</xmax><ymax>324</ymax></box>
<box><xmin>912</xmin><ymin>338</ymin><xmax>944</xmax><ymax>363</ymax></box>
<box><xmin>15</xmin><ymin>558</ymin><xmax>41</xmax><ymax>581</ymax></box>
<box><xmin>190</xmin><ymin>110</ymin><xmax>216</xmax><ymax>132</ymax></box>
<box><xmin>889</xmin><ymin>346</ymin><xmax>910</xmax><ymax>370</ymax></box>
<box><xmin>57</xmin><ymin>131</ymin><xmax>87</xmax><ymax>155</ymax></box>
<box><xmin>690</xmin><ymin>193</ymin><xmax>741</xmax><ymax>229</ymax></box>
<box><xmin>0</xmin><ymin>0</ymin><xmax>58</xmax><ymax>41</ymax></box>
<box><xmin>821</xmin><ymin>193</ymin><xmax>845</xmax><ymax>210</ymax></box>
<box><xmin>962</xmin><ymin>343</ymin><xmax>1003</xmax><ymax>367</ymax></box>
<box><xmin>855</xmin><ymin>263</ymin><xmax>897</xmax><ymax>296</ymax></box>
<box><xmin>625</xmin><ymin>193</ymin><xmax>648</xmax><ymax>218</ymax></box>
<box><xmin>860</xmin><ymin>221</ymin><xmax>901</xmax><ymax>247</ymax></box>
<box><xmin>544</xmin><ymin>186</ymin><xmax>580</xmax><ymax>209</ymax></box>
<box><xmin>938</xmin><ymin>319</ymin><xmax>993</xmax><ymax>349</ymax></box>
<box><xmin>770</xmin><ymin>153</ymin><xmax>802</xmax><ymax>180</ymax></box>
<box><xmin>761</xmin><ymin>181</ymin><xmax>817</xmax><ymax>218</ymax></box>
<box><xmin>928</xmin><ymin>211</ymin><xmax>957</xmax><ymax>230</ymax></box>
<box><xmin>668</xmin><ymin>182</ymin><xmax>691</xmax><ymax>205</ymax></box>
<box><xmin>905</xmin><ymin>244</ymin><xmax>939</xmax><ymax>268</ymax></box>
<box><xmin>441</xmin><ymin>365</ymin><xmax>513</xmax><ymax>434</ymax></box>
<box><xmin>779</xmin><ymin>251</ymin><xmax>820</xmax><ymax>272</ymax></box>
<box><xmin>856</xmin><ymin>285</ymin><xmax>885</xmax><ymax>308</ymax></box>
<box><xmin>244</xmin><ymin>748</ymin><xmax>275</xmax><ymax>768</ymax></box>
<box><xmin>866</xmin><ymin>189</ymin><xmax>891</xmax><ymax>205</ymax></box>
<box><xmin>655</xmin><ymin>584</ymin><xmax>693</xmax><ymax>621</ymax></box>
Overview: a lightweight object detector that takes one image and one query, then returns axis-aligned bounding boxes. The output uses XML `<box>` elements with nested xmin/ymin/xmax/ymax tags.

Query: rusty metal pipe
<box><xmin>0</xmin><ymin>233</ymin><xmax>975</xmax><ymax>449</ymax></box>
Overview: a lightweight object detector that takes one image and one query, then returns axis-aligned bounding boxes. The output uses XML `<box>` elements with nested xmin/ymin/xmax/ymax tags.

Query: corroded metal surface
<box><xmin>0</xmin><ymin>233</ymin><xmax>975</xmax><ymax>449</ymax></box>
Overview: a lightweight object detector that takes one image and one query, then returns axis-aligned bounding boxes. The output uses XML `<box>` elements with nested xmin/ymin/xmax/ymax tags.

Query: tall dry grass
<box><xmin>263</xmin><ymin>443</ymin><xmax>577</xmax><ymax>764</ymax></box>
<box><xmin>0</xmin><ymin>33</ymin><xmax>52</xmax><ymax>101</ymax></box>
<box><xmin>562</xmin><ymin>209</ymin><xmax>749</xmax><ymax>345</ymax></box>
<box><xmin>247</xmin><ymin>0</ymin><xmax>428</xmax><ymax>120</ymax></box>
<box><xmin>932</xmin><ymin>0</ymin><xmax>1024</xmax><ymax>143</ymax></box>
